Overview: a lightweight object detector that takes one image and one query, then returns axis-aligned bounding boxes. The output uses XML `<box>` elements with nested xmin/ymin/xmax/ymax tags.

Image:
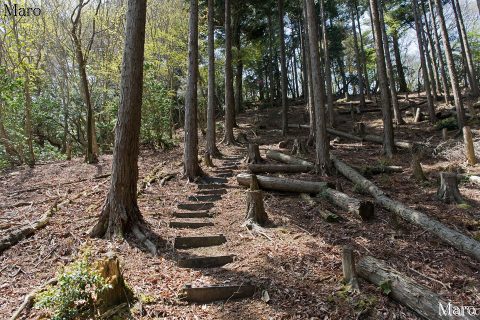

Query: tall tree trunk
<box><xmin>278</xmin><ymin>0</ymin><xmax>288</xmax><ymax>136</ymax></box>
<box><xmin>71</xmin><ymin>5</ymin><xmax>98</xmax><ymax>164</ymax></box>
<box><xmin>392</xmin><ymin>32</ymin><xmax>408</xmax><ymax>93</ymax></box>
<box><xmin>23</xmin><ymin>72</ymin><xmax>35</xmax><ymax>166</ymax></box>
<box><xmin>183</xmin><ymin>0</ymin><xmax>202</xmax><ymax>180</ymax></box>
<box><xmin>434</xmin><ymin>0</ymin><xmax>465</xmax><ymax>128</ymax></box>
<box><xmin>303</xmin><ymin>6</ymin><xmax>315</xmax><ymax>142</ymax></box>
<box><xmin>350</xmin><ymin>4</ymin><xmax>366</xmax><ymax>111</ymax></box>
<box><xmin>369</xmin><ymin>0</ymin><xmax>395</xmax><ymax>158</ymax></box>
<box><xmin>234</xmin><ymin>13</ymin><xmax>244</xmax><ymax>115</ymax></box>
<box><xmin>421</xmin><ymin>0</ymin><xmax>441</xmax><ymax>98</ymax></box>
<box><xmin>421</xmin><ymin>22</ymin><xmax>439</xmax><ymax>102</ymax></box>
<box><xmin>91</xmin><ymin>0</ymin><xmax>147</xmax><ymax>239</ymax></box>
<box><xmin>412</xmin><ymin>0</ymin><xmax>436</xmax><ymax>122</ymax></box>
<box><xmin>305</xmin><ymin>0</ymin><xmax>330</xmax><ymax>174</ymax></box>
<box><xmin>206</xmin><ymin>0</ymin><xmax>219</xmax><ymax>157</ymax></box>
<box><xmin>267</xmin><ymin>15</ymin><xmax>276</xmax><ymax>108</ymax></box>
<box><xmin>452</xmin><ymin>0</ymin><xmax>479</xmax><ymax>97</ymax></box>
<box><xmin>320</xmin><ymin>0</ymin><xmax>335</xmax><ymax>127</ymax></box>
<box><xmin>223</xmin><ymin>0</ymin><xmax>236</xmax><ymax>143</ymax></box>
<box><xmin>378</xmin><ymin>3</ymin><xmax>404</xmax><ymax>125</ymax></box>
<box><xmin>429</xmin><ymin>0</ymin><xmax>450</xmax><ymax>104</ymax></box>
<box><xmin>355</xmin><ymin>3</ymin><xmax>372</xmax><ymax>100</ymax></box>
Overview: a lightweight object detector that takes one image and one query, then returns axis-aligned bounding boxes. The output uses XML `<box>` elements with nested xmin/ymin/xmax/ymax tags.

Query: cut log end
<box><xmin>436</xmin><ymin>172</ymin><xmax>464</xmax><ymax>204</ymax></box>
<box><xmin>358</xmin><ymin>201</ymin><xmax>375</xmax><ymax>221</ymax></box>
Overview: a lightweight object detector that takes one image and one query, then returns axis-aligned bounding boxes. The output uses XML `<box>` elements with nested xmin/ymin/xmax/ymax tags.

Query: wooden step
<box><xmin>219</xmin><ymin>165</ymin><xmax>238</xmax><ymax>170</ymax></box>
<box><xmin>177</xmin><ymin>255</ymin><xmax>234</xmax><ymax>268</ymax></box>
<box><xmin>197</xmin><ymin>184</ymin><xmax>227</xmax><ymax>190</ymax></box>
<box><xmin>177</xmin><ymin>202</ymin><xmax>214</xmax><ymax>211</ymax></box>
<box><xmin>216</xmin><ymin>172</ymin><xmax>233</xmax><ymax>178</ymax></box>
<box><xmin>174</xmin><ymin>235</ymin><xmax>227</xmax><ymax>249</ymax></box>
<box><xmin>196</xmin><ymin>189</ymin><xmax>227</xmax><ymax>195</ymax></box>
<box><xmin>173</xmin><ymin>211</ymin><xmax>212</xmax><ymax>218</ymax></box>
<box><xmin>169</xmin><ymin>220</ymin><xmax>214</xmax><ymax>229</ymax></box>
<box><xmin>180</xmin><ymin>284</ymin><xmax>256</xmax><ymax>303</ymax></box>
<box><xmin>187</xmin><ymin>195</ymin><xmax>222</xmax><ymax>202</ymax></box>
<box><xmin>200</xmin><ymin>177</ymin><xmax>228</xmax><ymax>184</ymax></box>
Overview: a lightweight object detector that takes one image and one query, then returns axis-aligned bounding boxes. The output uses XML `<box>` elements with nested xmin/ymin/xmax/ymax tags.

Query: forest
<box><xmin>0</xmin><ymin>0</ymin><xmax>479</xmax><ymax>318</ymax></box>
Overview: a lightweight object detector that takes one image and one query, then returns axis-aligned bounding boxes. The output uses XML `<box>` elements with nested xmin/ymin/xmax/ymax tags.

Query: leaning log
<box><xmin>357</xmin><ymin>255</ymin><xmax>477</xmax><ymax>320</ymax></box>
<box><xmin>326</xmin><ymin>128</ymin><xmax>413</xmax><ymax>149</ymax></box>
<box><xmin>331</xmin><ymin>155</ymin><xmax>480</xmax><ymax>261</ymax></box>
<box><xmin>248</xmin><ymin>164</ymin><xmax>312</xmax><ymax>174</ymax></box>
<box><xmin>266</xmin><ymin>150</ymin><xmax>314</xmax><ymax>167</ymax></box>
<box><xmin>237</xmin><ymin>173</ymin><xmax>329</xmax><ymax>194</ymax></box>
<box><xmin>321</xmin><ymin>188</ymin><xmax>374</xmax><ymax>221</ymax></box>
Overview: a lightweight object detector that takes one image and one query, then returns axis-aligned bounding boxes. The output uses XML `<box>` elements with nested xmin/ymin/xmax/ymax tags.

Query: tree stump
<box><xmin>246</xmin><ymin>143</ymin><xmax>264</xmax><ymax>164</ymax></box>
<box><xmin>96</xmin><ymin>253</ymin><xmax>133</xmax><ymax>314</ymax></box>
<box><xmin>414</xmin><ymin>108</ymin><xmax>424</xmax><ymax>122</ymax></box>
<box><xmin>436</xmin><ymin>172</ymin><xmax>464</xmax><ymax>204</ymax></box>
<box><xmin>245</xmin><ymin>175</ymin><xmax>268</xmax><ymax>226</ymax></box>
<box><xmin>291</xmin><ymin>138</ymin><xmax>307</xmax><ymax>156</ymax></box>
<box><xmin>410</xmin><ymin>144</ymin><xmax>426</xmax><ymax>181</ymax></box>
<box><xmin>353</xmin><ymin>122</ymin><xmax>366</xmax><ymax>137</ymax></box>
<box><xmin>442</xmin><ymin>128</ymin><xmax>448</xmax><ymax>141</ymax></box>
<box><xmin>66</xmin><ymin>143</ymin><xmax>72</xmax><ymax>161</ymax></box>
<box><xmin>342</xmin><ymin>246</ymin><xmax>359</xmax><ymax>291</ymax></box>
<box><xmin>236</xmin><ymin>132</ymin><xmax>249</xmax><ymax>145</ymax></box>
<box><xmin>204</xmin><ymin>152</ymin><xmax>214</xmax><ymax>167</ymax></box>
<box><xmin>463</xmin><ymin>126</ymin><xmax>477</xmax><ymax>166</ymax></box>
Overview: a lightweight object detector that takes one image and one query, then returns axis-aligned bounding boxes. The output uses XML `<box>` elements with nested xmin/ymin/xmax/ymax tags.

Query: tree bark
<box><xmin>436</xmin><ymin>172</ymin><xmax>464</xmax><ymax>204</ymax></box>
<box><xmin>342</xmin><ymin>246</ymin><xmax>359</xmax><ymax>291</ymax></box>
<box><xmin>356</xmin><ymin>2</ymin><xmax>372</xmax><ymax>100</ymax></box>
<box><xmin>234</xmin><ymin>14</ymin><xmax>244</xmax><ymax>115</ymax></box>
<box><xmin>350</xmin><ymin>4</ymin><xmax>366</xmax><ymax>111</ymax></box>
<box><xmin>266</xmin><ymin>149</ymin><xmax>314</xmax><ymax>166</ymax></box>
<box><xmin>246</xmin><ymin>143</ymin><xmax>263</xmax><ymax>164</ymax></box>
<box><xmin>245</xmin><ymin>175</ymin><xmax>268</xmax><ymax>226</ymax></box>
<box><xmin>305</xmin><ymin>0</ymin><xmax>330</xmax><ymax>174</ymax></box>
<box><xmin>237</xmin><ymin>173</ymin><xmax>329</xmax><ymax>194</ymax></box>
<box><xmin>412</xmin><ymin>0</ymin><xmax>436</xmax><ymax>123</ymax></box>
<box><xmin>369</xmin><ymin>0</ymin><xmax>395</xmax><ymax>157</ymax></box>
<box><xmin>434</xmin><ymin>0</ymin><xmax>465</xmax><ymax>129</ymax></box>
<box><xmin>391</xmin><ymin>32</ymin><xmax>408</xmax><ymax>93</ymax></box>
<box><xmin>463</xmin><ymin>126</ymin><xmax>477</xmax><ymax>166</ymax></box>
<box><xmin>71</xmin><ymin>2</ymin><xmax>98</xmax><ymax>164</ymax></box>
<box><xmin>90</xmin><ymin>0</ymin><xmax>148</xmax><ymax>240</ymax></box>
<box><xmin>183</xmin><ymin>0</ymin><xmax>202</xmax><ymax>181</ymax></box>
<box><xmin>248</xmin><ymin>164</ymin><xmax>312</xmax><ymax>174</ymax></box>
<box><xmin>223</xmin><ymin>0</ymin><xmax>236</xmax><ymax>144</ymax></box>
<box><xmin>302</xmin><ymin>4</ymin><xmax>315</xmax><ymax>142</ymax></box>
<box><xmin>278</xmin><ymin>0</ymin><xmax>288</xmax><ymax>136</ymax></box>
<box><xmin>320</xmin><ymin>0</ymin><xmax>335</xmax><ymax>127</ymax></box>
<box><xmin>378</xmin><ymin>3</ymin><xmax>404</xmax><ymax>125</ymax></box>
<box><xmin>331</xmin><ymin>155</ymin><xmax>480</xmax><ymax>261</ymax></box>
<box><xmin>206</xmin><ymin>0</ymin><xmax>220</xmax><ymax>157</ymax></box>
<box><xmin>326</xmin><ymin>128</ymin><xmax>413</xmax><ymax>149</ymax></box>
<box><xmin>452</xmin><ymin>0</ymin><xmax>479</xmax><ymax>97</ymax></box>
<box><xmin>428</xmin><ymin>0</ymin><xmax>450</xmax><ymax>105</ymax></box>
<box><xmin>357</xmin><ymin>255</ymin><xmax>477</xmax><ymax>320</ymax></box>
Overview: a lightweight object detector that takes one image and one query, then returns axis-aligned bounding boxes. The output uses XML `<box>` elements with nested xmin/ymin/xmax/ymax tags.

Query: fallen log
<box><xmin>354</xmin><ymin>165</ymin><xmax>404</xmax><ymax>177</ymax></box>
<box><xmin>237</xmin><ymin>173</ymin><xmax>329</xmax><ymax>194</ymax></box>
<box><xmin>320</xmin><ymin>188</ymin><xmax>374</xmax><ymax>221</ymax></box>
<box><xmin>331</xmin><ymin>155</ymin><xmax>480</xmax><ymax>261</ymax></box>
<box><xmin>248</xmin><ymin>164</ymin><xmax>312</xmax><ymax>174</ymax></box>
<box><xmin>300</xmin><ymin>193</ymin><xmax>340</xmax><ymax>222</ymax></box>
<box><xmin>357</xmin><ymin>255</ymin><xmax>477</xmax><ymax>320</ymax></box>
<box><xmin>266</xmin><ymin>150</ymin><xmax>314</xmax><ymax>167</ymax></box>
<box><xmin>326</xmin><ymin>128</ymin><xmax>413</xmax><ymax>149</ymax></box>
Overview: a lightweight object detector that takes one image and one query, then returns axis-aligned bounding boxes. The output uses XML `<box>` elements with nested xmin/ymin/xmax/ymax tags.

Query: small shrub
<box><xmin>35</xmin><ymin>252</ymin><xmax>111</xmax><ymax>320</ymax></box>
<box><xmin>435</xmin><ymin>117</ymin><xmax>458</xmax><ymax>131</ymax></box>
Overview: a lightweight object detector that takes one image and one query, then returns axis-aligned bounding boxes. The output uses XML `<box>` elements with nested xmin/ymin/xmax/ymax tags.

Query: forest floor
<box><xmin>1</xmin><ymin>95</ymin><xmax>480</xmax><ymax>319</ymax></box>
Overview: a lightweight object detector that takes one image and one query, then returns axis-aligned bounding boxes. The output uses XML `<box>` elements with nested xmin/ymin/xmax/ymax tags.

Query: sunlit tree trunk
<box><xmin>421</xmin><ymin>0</ymin><xmax>441</xmax><ymax>99</ymax></box>
<box><xmin>182</xmin><ymin>0</ymin><xmax>203</xmax><ymax>181</ymax></box>
<box><xmin>91</xmin><ymin>0</ymin><xmax>147</xmax><ymax>239</ymax></box>
<box><xmin>413</xmin><ymin>0</ymin><xmax>436</xmax><ymax>122</ymax></box>
<box><xmin>452</xmin><ymin>0</ymin><xmax>479</xmax><ymax>97</ymax></box>
<box><xmin>378</xmin><ymin>2</ymin><xmax>404</xmax><ymax>125</ymax></box>
<box><xmin>350</xmin><ymin>3</ymin><xmax>366</xmax><ymax>111</ymax></box>
<box><xmin>206</xmin><ymin>0</ymin><xmax>219</xmax><ymax>157</ymax></box>
<box><xmin>223</xmin><ymin>0</ymin><xmax>236</xmax><ymax>144</ymax></box>
<box><xmin>320</xmin><ymin>0</ymin><xmax>334</xmax><ymax>127</ymax></box>
<box><xmin>369</xmin><ymin>0</ymin><xmax>394</xmax><ymax>157</ymax></box>
<box><xmin>302</xmin><ymin>4</ymin><xmax>315</xmax><ymax>142</ymax></box>
<box><xmin>434</xmin><ymin>0</ymin><xmax>465</xmax><ymax>128</ymax></box>
<box><xmin>305</xmin><ymin>0</ymin><xmax>330</xmax><ymax>174</ymax></box>
<box><xmin>355</xmin><ymin>2</ymin><xmax>372</xmax><ymax>100</ymax></box>
<box><xmin>278</xmin><ymin>0</ymin><xmax>288</xmax><ymax>136</ymax></box>
<box><xmin>429</xmin><ymin>0</ymin><xmax>450</xmax><ymax>104</ymax></box>
<box><xmin>391</xmin><ymin>32</ymin><xmax>408</xmax><ymax>93</ymax></box>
